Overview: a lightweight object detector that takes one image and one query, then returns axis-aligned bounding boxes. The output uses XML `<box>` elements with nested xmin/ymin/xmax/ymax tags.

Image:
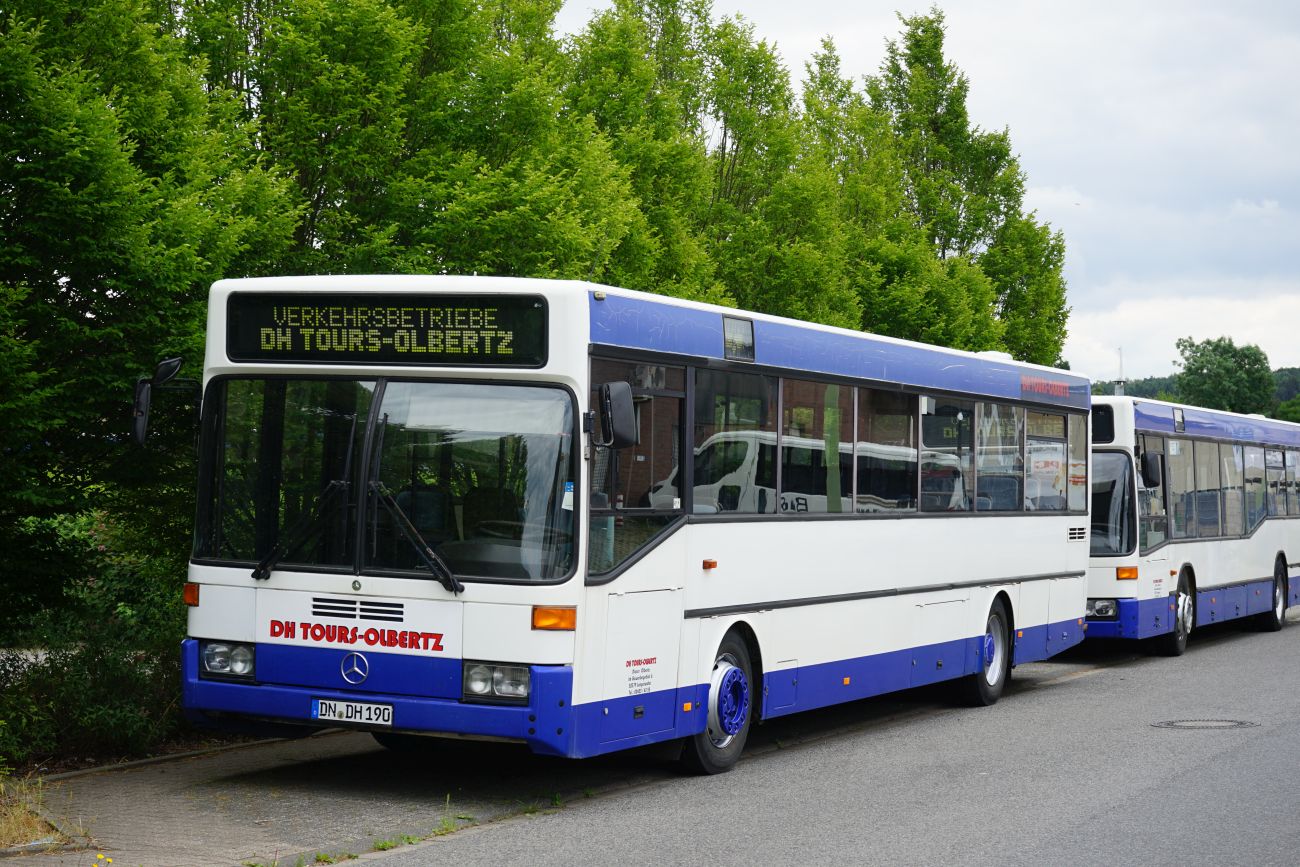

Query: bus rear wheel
<box><xmin>1157</xmin><ymin>572</ymin><xmax>1193</xmax><ymax>656</ymax></box>
<box><xmin>1255</xmin><ymin>559</ymin><xmax>1288</xmax><ymax>632</ymax></box>
<box><xmin>681</xmin><ymin>633</ymin><xmax>753</xmax><ymax>775</ymax></box>
<box><xmin>957</xmin><ymin>599</ymin><xmax>1010</xmax><ymax>707</ymax></box>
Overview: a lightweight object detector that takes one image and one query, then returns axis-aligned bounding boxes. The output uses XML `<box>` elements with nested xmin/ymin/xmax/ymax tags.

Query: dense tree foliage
<box><xmin>0</xmin><ymin>0</ymin><xmax>1071</xmax><ymax>765</ymax></box>
<box><xmin>1174</xmin><ymin>336</ymin><xmax>1274</xmax><ymax>415</ymax></box>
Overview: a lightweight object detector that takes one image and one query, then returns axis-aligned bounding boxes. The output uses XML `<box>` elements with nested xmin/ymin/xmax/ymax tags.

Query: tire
<box><xmin>1255</xmin><ymin>558</ymin><xmax>1288</xmax><ymax>632</ymax></box>
<box><xmin>372</xmin><ymin>731</ymin><xmax>439</xmax><ymax>753</ymax></box>
<box><xmin>957</xmin><ymin>599</ymin><xmax>1011</xmax><ymax>707</ymax></box>
<box><xmin>681</xmin><ymin>633</ymin><xmax>754</xmax><ymax>775</ymax></box>
<box><xmin>1156</xmin><ymin>571</ymin><xmax>1193</xmax><ymax>656</ymax></box>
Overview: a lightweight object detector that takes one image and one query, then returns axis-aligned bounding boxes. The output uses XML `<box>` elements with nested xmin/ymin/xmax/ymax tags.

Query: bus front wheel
<box><xmin>957</xmin><ymin>599</ymin><xmax>1010</xmax><ymax>707</ymax></box>
<box><xmin>1157</xmin><ymin>572</ymin><xmax>1193</xmax><ymax>656</ymax></box>
<box><xmin>1255</xmin><ymin>558</ymin><xmax>1288</xmax><ymax>632</ymax></box>
<box><xmin>681</xmin><ymin>633</ymin><xmax>753</xmax><ymax>775</ymax></box>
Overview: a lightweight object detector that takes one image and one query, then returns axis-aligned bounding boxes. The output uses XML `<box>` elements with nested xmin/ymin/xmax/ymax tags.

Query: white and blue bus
<box><xmin>1086</xmin><ymin>396</ymin><xmax>1300</xmax><ymax>654</ymax></box>
<box><xmin>149</xmin><ymin>275</ymin><xmax>1093</xmax><ymax>773</ymax></box>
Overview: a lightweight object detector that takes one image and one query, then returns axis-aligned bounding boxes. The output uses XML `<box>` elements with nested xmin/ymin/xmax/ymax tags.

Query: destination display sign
<box><xmin>226</xmin><ymin>293</ymin><xmax>547</xmax><ymax>366</ymax></box>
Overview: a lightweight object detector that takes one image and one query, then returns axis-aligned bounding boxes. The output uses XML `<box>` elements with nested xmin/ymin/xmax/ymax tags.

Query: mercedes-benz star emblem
<box><xmin>340</xmin><ymin>652</ymin><xmax>369</xmax><ymax>685</ymax></box>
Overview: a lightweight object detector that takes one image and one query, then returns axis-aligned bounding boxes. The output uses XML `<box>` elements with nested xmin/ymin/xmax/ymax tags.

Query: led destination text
<box><xmin>259</xmin><ymin>305</ymin><xmax>514</xmax><ymax>356</ymax></box>
<box><xmin>226</xmin><ymin>292</ymin><xmax>547</xmax><ymax>366</ymax></box>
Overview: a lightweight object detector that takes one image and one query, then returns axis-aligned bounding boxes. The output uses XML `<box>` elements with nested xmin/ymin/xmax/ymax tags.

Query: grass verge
<box><xmin>0</xmin><ymin>776</ymin><xmax>65</xmax><ymax>849</ymax></box>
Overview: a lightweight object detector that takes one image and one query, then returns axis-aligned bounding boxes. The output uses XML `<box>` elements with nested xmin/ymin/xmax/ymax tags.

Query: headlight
<box><xmin>1087</xmin><ymin>599</ymin><xmax>1118</xmax><ymax>619</ymax></box>
<box><xmin>465</xmin><ymin>663</ymin><xmax>494</xmax><ymax>696</ymax></box>
<box><xmin>200</xmin><ymin>640</ymin><xmax>255</xmax><ymax>679</ymax></box>
<box><xmin>463</xmin><ymin>661</ymin><xmax>531</xmax><ymax>703</ymax></box>
<box><xmin>492</xmin><ymin>665</ymin><xmax>531</xmax><ymax>699</ymax></box>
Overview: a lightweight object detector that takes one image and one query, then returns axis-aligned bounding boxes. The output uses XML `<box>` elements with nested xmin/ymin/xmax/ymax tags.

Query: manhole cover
<box><xmin>1151</xmin><ymin>719</ymin><xmax>1259</xmax><ymax>730</ymax></box>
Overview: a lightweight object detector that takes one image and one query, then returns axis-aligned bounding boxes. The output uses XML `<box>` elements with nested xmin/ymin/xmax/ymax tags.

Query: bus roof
<box><xmin>208</xmin><ymin>275</ymin><xmax>1090</xmax><ymax>410</ymax></box>
<box><xmin>1096</xmin><ymin>394</ymin><xmax>1300</xmax><ymax>449</ymax></box>
<box><xmin>590</xmin><ymin>285</ymin><xmax>1089</xmax><ymax>410</ymax></box>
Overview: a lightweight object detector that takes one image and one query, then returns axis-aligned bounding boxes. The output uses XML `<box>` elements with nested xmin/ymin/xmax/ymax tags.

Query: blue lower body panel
<box><xmin>1198</xmin><ymin>581</ymin><xmax>1275</xmax><ymax>625</ymax></box>
<box><xmin>759</xmin><ymin>616</ymin><xmax>1085</xmax><ymax>721</ymax></box>
<box><xmin>185</xmin><ymin>616</ymin><xmax>1088</xmax><ymax>757</ymax></box>
<box><xmin>1086</xmin><ymin>596</ymin><xmax>1174</xmax><ymax>640</ymax></box>
<box><xmin>1088</xmin><ymin>578</ymin><xmax>1284</xmax><ymax>640</ymax></box>
<box><xmin>183</xmin><ymin>639</ymin><xmax>582</xmax><ymax>756</ymax></box>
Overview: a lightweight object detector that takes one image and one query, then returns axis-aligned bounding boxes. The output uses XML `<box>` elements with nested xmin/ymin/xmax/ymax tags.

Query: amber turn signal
<box><xmin>702</xmin><ymin>559</ymin><xmax>718</xmax><ymax>570</ymax></box>
<box><xmin>532</xmin><ymin>606</ymin><xmax>576</xmax><ymax>631</ymax></box>
<box><xmin>183</xmin><ymin>583</ymin><xmax>200</xmax><ymax>606</ymax></box>
<box><xmin>1116</xmin><ymin>567</ymin><xmax>1138</xmax><ymax>580</ymax></box>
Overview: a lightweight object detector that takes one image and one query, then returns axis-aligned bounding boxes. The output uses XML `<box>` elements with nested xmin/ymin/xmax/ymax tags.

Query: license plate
<box><xmin>312</xmin><ymin>698</ymin><xmax>393</xmax><ymax>727</ymax></box>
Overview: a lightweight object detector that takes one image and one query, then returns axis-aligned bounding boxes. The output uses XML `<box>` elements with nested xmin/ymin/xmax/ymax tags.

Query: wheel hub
<box><xmin>708</xmin><ymin>658</ymin><xmax>750</xmax><ymax>743</ymax></box>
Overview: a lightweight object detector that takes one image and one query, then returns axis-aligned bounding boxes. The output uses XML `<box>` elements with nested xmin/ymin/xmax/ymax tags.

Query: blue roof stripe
<box><xmin>589</xmin><ymin>291</ymin><xmax>1090</xmax><ymax>410</ymax></box>
<box><xmin>589</xmin><ymin>291</ymin><xmax>723</xmax><ymax>359</ymax></box>
<box><xmin>1133</xmin><ymin>400</ymin><xmax>1300</xmax><ymax>448</ymax></box>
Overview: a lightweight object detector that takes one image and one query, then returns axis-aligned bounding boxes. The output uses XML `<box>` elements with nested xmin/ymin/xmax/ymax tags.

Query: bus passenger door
<box><xmin>599</xmin><ymin>589</ymin><xmax>682</xmax><ymax>744</ymax></box>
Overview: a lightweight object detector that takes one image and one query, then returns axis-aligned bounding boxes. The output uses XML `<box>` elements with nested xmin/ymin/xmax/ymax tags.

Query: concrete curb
<box><xmin>0</xmin><ymin>731</ymin><xmax>349</xmax><ymax>858</ymax></box>
<box><xmin>37</xmin><ymin>728</ymin><xmax>349</xmax><ymax>783</ymax></box>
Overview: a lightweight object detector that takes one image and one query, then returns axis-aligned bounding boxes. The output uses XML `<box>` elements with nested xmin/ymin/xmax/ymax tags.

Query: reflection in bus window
<box><xmin>1219</xmin><ymin>442</ymin><xmax>1245</xmax><ymax>536</ymax></box>
<box><xmin>857</xmin><ymin>390</ymin><xmax>917</xmax><ymax>513</ymax></box>
<box><xmin>1139</xmin><ymin>435</ymin><xmax>1169</xmax><ymax>549</ymax></box>
<box><xmin>1266</xmin><ymin>448</ymin><xmax>1286</xmax><ymax>516</ymax></box>
<box><xmin>976</xmin><ymin>403</ymin><xmax>1024</xmax><ymax>511</ymax></box>
<box><xmin>1244</xmin><ymin>445</ymin><xmax>1267</xmax><ymax>529</ymax></box>
<box><xmin>1167</xmin><ymin>438</ymin><xmax>1196</xmax><ymax>538</ymax></box>
<box><xmin>921</xmin><ymin>396</ymin><xmax>974</xmax><ymax>512</ymax></box>
<box><xmin>781</xmin><ymin>379</ymin><xmax>852</xmax><ymax>514</ymax></box>
<box><xmin>588</xmin><ymin>360</ymin><xmax>684</xmax><ymax>574</ymax></box>
<box><xmin>1027</xmin><ymin>411</ymin><xmax>1067</xmax><ymax>511</ymax></box>
<box><xmin>1091</xmin><ymin>451</ymin><xmax>1134</xmax><ymax>555</ymax></box>
<box><xmin>1193</xmin><ymin>440</ymin><xmax>1222</xmax><ymax>537</ymax></box>
<box><xmin>368</xmin><ymin>382</ymin><xmax>575</xmax><ymax>581</ymax></box>
<box><xmin>693</xmin><ymin>370</ymin><xmax>778</xmax><ymax>513</ymax></box>
<box><xmin>1068</xmin><ymin>413</ymin><xmax>1088</xmax><ymax>511</ymax></box>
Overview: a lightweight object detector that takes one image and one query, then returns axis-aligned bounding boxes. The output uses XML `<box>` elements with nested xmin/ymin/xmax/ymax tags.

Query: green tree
<box><xmin>979</xmin><ymin>214</ymin><xmax>1069</xmax><ymax>365</ymax></box>
<box><xmin>866</xmin><ymin>9</ymin><xmax>1066</xmax><ymax>362</ymax></box>
<box><xmin>0</xmin><ymin>0</ymin><xmax>295</xmax><ymax>625</ymax></box>
<box><xmin>563</xmin><ymin>0</ymin><xmax>719</xmax><ymax>299</ymax></box>
<box><xmin>256</xmin><ymin>0</ymin><xmax>421</xmax><ymax>271</ymax></box>
<box><xmin>1174</xmin><ymin>336</ymin><xmax>1274</xmax><ymax>414</ymax></box>
<box><xmin>1273</xmin><ymin>395</ymin><xmax>1300</xmax><ymax>424</ymax></box>
<box><xmin>387</xmin><ymin>0</ymin><xmax>645</xmax><ymax>280</ymax></box>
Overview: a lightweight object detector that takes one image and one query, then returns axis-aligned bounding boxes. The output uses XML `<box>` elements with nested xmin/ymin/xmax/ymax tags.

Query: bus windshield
<box><xmin>1090</xmin><ymin>451</ymin><xmax>1135</xmax><ymax>555</ymax></box>
<box><xmin>195</xmin><ymin>378</ymin><xmax>575</xmax><ymax>582</ymax></box>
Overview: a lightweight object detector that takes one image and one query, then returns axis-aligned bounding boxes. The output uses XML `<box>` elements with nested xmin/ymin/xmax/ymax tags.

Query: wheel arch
<box><xmin>725</xmin><ymin>620</ymin><xmax>764</xmax><ymax>715</ymax></box>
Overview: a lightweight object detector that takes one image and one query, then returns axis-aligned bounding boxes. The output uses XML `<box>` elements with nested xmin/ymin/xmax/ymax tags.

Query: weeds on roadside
<box><xmin>0</xmin><ymin>774</ymin><xmax>62</xmax><ymax>849</ymax></box>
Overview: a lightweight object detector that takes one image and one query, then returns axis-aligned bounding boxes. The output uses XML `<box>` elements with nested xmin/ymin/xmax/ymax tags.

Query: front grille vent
<box><xmin>312</xmin><ymin>596</ymin><xmax>405</xmax><ymax>623</ymax></box>
<box><xmin>1067</xmin><ymin>527</ymin><xmax>1087</xmax><ymax>542</ymax></box>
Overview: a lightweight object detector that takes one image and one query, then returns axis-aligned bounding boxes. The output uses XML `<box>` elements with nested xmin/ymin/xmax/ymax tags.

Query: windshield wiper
<box><xmin>370</xmin><ymin>481</ymin><xmax>464</xmax><ymax>595</ymax></box>
<box><xmin>251</xmin><ymin>479</ymin><xmax>348</xmax><ymax>581</ymax></box>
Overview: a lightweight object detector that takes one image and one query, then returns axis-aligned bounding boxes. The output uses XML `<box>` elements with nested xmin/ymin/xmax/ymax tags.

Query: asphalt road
<box><xmin>29</xmin><ymin>614</ymin><xmax>1300</xmax><ymax>866</ymax></box>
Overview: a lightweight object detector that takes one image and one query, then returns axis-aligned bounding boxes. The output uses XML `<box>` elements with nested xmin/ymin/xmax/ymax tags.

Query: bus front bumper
<box><xmin>181</xmin><ymin>639</ymin><xmax>577</xmax><ymax>756</ymax></box>
<box><xmin>1085</xmin><ymin>596</ymin><xmax>1174</xmax><ymax>640</ymax></box>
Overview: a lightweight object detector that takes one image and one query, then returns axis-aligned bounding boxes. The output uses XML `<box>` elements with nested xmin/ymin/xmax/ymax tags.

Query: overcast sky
<box><xmin>555</xmin><ymin>0</ymin><xmax>1300</xmax><ymax>380</ymax></box>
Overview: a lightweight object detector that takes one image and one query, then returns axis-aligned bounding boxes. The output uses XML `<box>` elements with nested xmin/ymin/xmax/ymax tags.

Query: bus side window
<box><xmin>1139</xmin><ymin>435</ymin><xmax>1169</xmax><ymax>549</ymax></box>
<box><xmin>588</xmin><ymin>359</ymin><xmax>685</xmax><ymax>575</ymax></box>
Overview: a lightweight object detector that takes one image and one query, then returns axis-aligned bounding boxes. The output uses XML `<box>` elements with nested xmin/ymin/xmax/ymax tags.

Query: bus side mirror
<box><xmin>1140</xmin><ymin>452</ymin><xmax>1162</xmax><ymax>488</ymax></box>
<box><xmin>598</xmin><ymin>381</ymin><xmax>638</xmax><ymax>449</ymax></box>
<box><xmin>132</xmin><ymin>356</ymin><xmax>185</xmax><ymax>446</ymax></box>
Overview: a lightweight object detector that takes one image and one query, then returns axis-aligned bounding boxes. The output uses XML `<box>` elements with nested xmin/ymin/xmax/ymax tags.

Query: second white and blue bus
<box><xmin>1086</xmin><ymin>395</ymin><xmax>1300</xmax><ymax>654</ymax></box>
